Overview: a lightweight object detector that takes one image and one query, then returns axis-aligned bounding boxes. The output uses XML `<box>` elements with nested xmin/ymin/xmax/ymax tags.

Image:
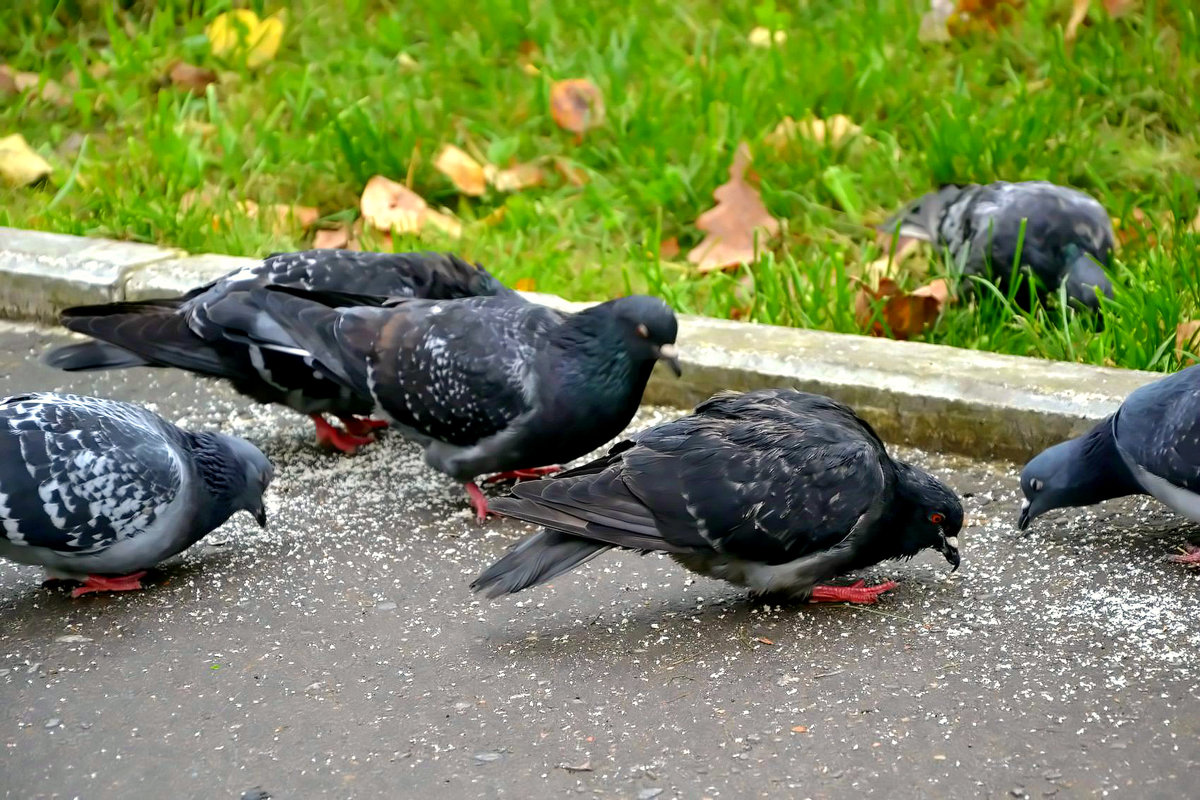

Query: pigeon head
<box><xmin>894</xmin><ymin>462</ymin><xmax>963</xmax><ymax>570</ymax></box>
<box><xmin>193</xmin><ymin>432</ymin><xmax>275</xmax><ymax>528</ymax></box>
<box><xmin>1017</xmin><ymin>418</ymin><xmax>1134</xmax><ymax>532</ymax></box>
<box><xmin>598</xmin><ymin>295</ymin><xmax>682</xmax><ymax>376</ymax></box>
<box><xmin>1063</xmin><ymin>246</ymin><xmax>1114</xmax><ymax>311</ymax></box>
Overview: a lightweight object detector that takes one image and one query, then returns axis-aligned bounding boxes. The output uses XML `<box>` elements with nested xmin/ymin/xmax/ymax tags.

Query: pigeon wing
<box><xmin>0</xmin><ymin>395</ymin><xmax>184</xmax><ymax>555</ymax></box>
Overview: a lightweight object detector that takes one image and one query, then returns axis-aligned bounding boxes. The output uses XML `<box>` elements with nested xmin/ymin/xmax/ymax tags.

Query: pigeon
<box><xmin>879</xmin><ymin>180</ymin><xmax>1114</xmax><ymax>310</ymax></box>
<box><xmin>0</xmin><ymin>392</ymin><xmax>274</xmax><ymax>597</ymax></box>
<box><xmin>1018</xmin><ymin>363</ymin><xmax>1200</xmax><ymax>565</ymax></box>
<box><xmin>471</xmin><ymin>388</ymin><xmax>963</xmax><ymax>601</ymax></box>
<box><xmin>43</xmin><ymin>249</ymin><xmax>514</xmax><ymax>453</ymax></box>
<box><xmin>219</xmin><ymin>286</ymin><xmax>682</xmax><ymax>520</ymax></box>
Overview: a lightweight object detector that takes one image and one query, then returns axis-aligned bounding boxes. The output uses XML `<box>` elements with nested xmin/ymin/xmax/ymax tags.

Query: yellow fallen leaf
<box><xmin>766</xmin><ymin>114</ymin><xmax>864</xmax><ymax>151</ymax></box>
<box><xmin>434</xmin><ymin>145</ymin><xmax>487</xmax><ymax>196</ymax></box>
<box><xmin>791</xmin><ymin>725</ymin><xmax>809</xmax><ymax>733</ymax></box>
<box><xmin>854</xmin><ymin>277</ymin><xmax>948</xmax><ymax>340</ymax></box>
<box><xmin>238</xmin><ymin>200</ymin><xmax>319</xmax><ymax>233</ymax></box>
<box><xmin>206</xmin><ymin>10</ymin><xmax>285</xmax><ymax>70</ymax></box>
<box><xmin>748</xmin><ymin>27</ymin><xmax>787</xmax><ymax>47</ymax></box>
<box><xmin>514</xmin><ymin>277</ymin><xmax>536</xmax><ymax>292</ymax></box>
<box><xmin>485</xmin><ymin>162</ymin><xmax>544</xmax><ymax>192</ymax></box>
<box><xmin>360</xmin><ymin>174</ymin><xmax>462</xmax><ymax>239</ymax></box>
<box><xmin>0</xmin><ymin>66</ymin><xmax>70</xmax><ymax>107</ymax></box>
<box><xmin>0</xmin><ymin>133</ymin><xmax>52</xmax><ymax>186</ymax></box>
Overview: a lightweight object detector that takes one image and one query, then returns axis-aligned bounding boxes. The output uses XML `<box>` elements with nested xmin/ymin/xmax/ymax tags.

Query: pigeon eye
<box><xmin>929</xmin><ymin>512</ymin><xmax>945</xmax><ymax>525</ymax></box>
<box><xmin>636</xmin><ymin>323</ymin><xmax>650</xmax><ymax>338</ymax></box>
<box><xmin>1030</xmin><ymin>479</ymin><xmax>1043</xmax><ymax>492</ymax></box>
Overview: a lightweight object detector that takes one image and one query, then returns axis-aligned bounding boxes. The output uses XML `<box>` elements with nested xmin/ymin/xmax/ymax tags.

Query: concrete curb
<box><xmin>0</xmin><ymin>226</ymin><xmax>1160</xmax><ymax>462</ymax></box>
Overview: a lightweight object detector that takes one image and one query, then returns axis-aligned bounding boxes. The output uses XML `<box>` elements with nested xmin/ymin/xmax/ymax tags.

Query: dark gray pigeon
<box><xmin>220</xmin><ymin>286</ymin><xmax>681</xmax><ymax>521</ymax></box>
<box><xmin>471</xmin><ymin>388</ymin><xmax>963</xmax><ymax>602</ymax></box>
<box><xmin>0</xmin><ymin>392</ymin><xmax>274</xmax><ymax>596</ymax></box>
<box><xmin>880</xmin><ymin>180</ymin><xmax>1114</xmax><ymax>310</ymax></box>
<box><xmin>1019</xmin><ymin>364</ymin><xmax>1200</xmax><ymax>565</ymax></box>
<box><xmin>42</xmin><ymin>249</ymin><xmax>514</xmax><ymax>453</ymax></box>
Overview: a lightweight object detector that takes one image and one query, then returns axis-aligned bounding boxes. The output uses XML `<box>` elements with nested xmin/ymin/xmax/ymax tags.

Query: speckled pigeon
<box><xmin>471</xmin><ymin>388</ymin><xmax>963</xmax><ymax>601</ymax></box>
<box><xmin>880</xmin><ymin>180</ymin><xmax>1114</xmax><ymax>310</ymax></box>
<box><xmin>220</xmin><ymin>286</ymin><xmax>681</xmax><ymax>521</ymax></box>
<box><xmin>1018</xmin><ymin>363</ymin><xmax>1200</xmax><ymax>565</ymax></box>
<box><xmin>0</xmin><ymin>392</ymin><xmax>273</xmax><ymax>597</ymax></box>
<box><xmin>42</xmin><ymin>249</ymin><xmax>514</xmax><ymax>453</ymax></box>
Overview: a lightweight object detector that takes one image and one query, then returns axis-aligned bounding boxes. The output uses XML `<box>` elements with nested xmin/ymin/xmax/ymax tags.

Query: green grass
<box><xmin>3</xmin><ymin>0</ymin><xmax>1199</xmax><ymax>371</ymax></box>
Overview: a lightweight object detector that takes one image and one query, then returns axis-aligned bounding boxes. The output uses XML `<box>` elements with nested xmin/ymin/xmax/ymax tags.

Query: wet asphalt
<box><xmin>0</xmin><ymin>321</ymin><xmax>1198</xmax><ymax>800</ymax></box>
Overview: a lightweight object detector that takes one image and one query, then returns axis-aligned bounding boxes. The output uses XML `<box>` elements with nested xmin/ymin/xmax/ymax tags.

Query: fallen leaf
<box><xmin>1113</xmin><ymin>207</ymin><xmax>1159</xmax><ymax>247</ymax></box>
<box><xmin>206</xmin><ymin>10</ymin><xmax>285</xmax><ymax>69</ymax></box>
<box><xmin>434</xmin><ymin>145</ymin><xmax>487</xmax><ymax>196</ymax></box>
<box><xmin>0</xmin><ymin>66</ymin><xmax>70</xmax><ymax>107</ymax></box>
<box><xmin>360</xmin><ymin>174</ymin><xmax>462</xmax><ymax>239</ymax></box>
<box><xmin>1065</xmin><ymin>0</ymin><xmax>1091</xmax><ymax>40</ymax></box>
<box><xmin>239</xmin><ymin>201</ymin><xmax>319</xmax><ymax>233</ymax></box>
<box><xmin>765</xmin><ymin>114</ymin><xmax>864</xmax><ymax>151</ymax></box>
<box><xmin>63</xmin><ymin>62</ymin><xmax>110</xmax><ymax>88</ymax></box>
<box><xmin>558</xmin><ymin>761</ymin><xmax>593</xmax><ymax>773</ymax></box>
<box><xmin>168</xmin><ymin>61</ymin><xmax>218</xmax><ymax>93</ymax></box>
<box><xmin>313</xmin><ymin>226</ymin><xmax>351</xmax><ymax>249</ymax></box>
<box><xmin>1176</xmin><ymin>321</ymin><xmax>1200</xmax><ymax>364</ymax></box>
<box><xmin>948</xmin><ymin>0</ymin><xmax>1024</xmax><ymax>36</ymax></box>
<box><xmin>514</xmin><ymin>277</ymin><xmax>537</xmax><ymax>292</ymax></box>
<box><xmin>854</xmin><ymin>277</ymin><xmax>947</xmax><ymax>340</ymax></box>
<box><xmin>485</xmin><ymin>161</ymin><xmax>544</xmax><ymax>192</ymax></box>
<box><xmin>748</xmin><ymin>26</ymin><xmax>788</xmax><ymax>47</ymax></box>
<box><xmin>0</xmin><ymin>133</ymin><xmax>52</xmax><ymax>186</ymax></box>
<box><xmin>550</xmin><ymin>78</ymin><xmax>606</xmax><ymax>136</ymax></box>
<box><xmin>687</xmin><ymin>143</ymin><xmax>781</xmax><ymax>273</ymax></box>
<box><xmin>553</xmin><ymin>157</ymin><xmax>590</xmax><ymax>186</ymax></box>
<box><xmin>658</xmin><ymin>236</ymin><xmax>680</xmax><ymax>260</ymax></box>
<box><xmin>791</xmin><ymin>725</ymin><xmax>809</xmax><ymax>733</ymax></box>
<box><xmin>396</xmin><ymin>52</ymin><xmax>419</xmax><ymax>69</ymax></box>
<box><xmin>517</xmin><ymin>40</ymin><xmax>541</xmax><ymax>75</ymax></box>
<box><xmin>754</xmin><ymin>636</ymin><xmax>775</xmax><ymax>645</ymax></box>
<box><xmin>919</xmin><ymin>0</ymin><xmax>957</xmax><ymax>41</ymax></box>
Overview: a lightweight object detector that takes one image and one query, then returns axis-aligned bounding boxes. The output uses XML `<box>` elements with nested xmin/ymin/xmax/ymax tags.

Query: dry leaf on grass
<box><xmin>854</xmin><ymin>277</ymin><xmax>949</xmax><ymax>340</ymax></box>
<box><xmin>313</xmin><ymin>226</ymin><xmax>351</xmax><ymax>250</ymax></box>
<box><xmin>862</xmin><ymin>234</ymin><xmax>925</xmax><ymax>283</ymax></box>
<box><xmin>0</xmin><ymin>66</ymin><xmax>70</xmax><ymax>107</ymax></box>
<box><xmin>514</xmin><ymin>277</ymin><xmax>537</xmax><ymax>292</ymax></box>
<box><xmin>63</xmin><ymin>62</ymin><xmax>110</xmax><ymax>88</ymax></box>
<box><xmin>748</xmin><ymin>27</ymin><xmax>787</xmax><ymax>47</ymax></box>
<box><xmin>1176</xmin><ymin>321</ymin><xmax>1200</xmax><ymax>364</ymax></box>
<box><xmin>765</xmin><ymin>114</ymin><xmax>865</xmax><ymax>152</ymax></box>
<box><xmin>0</xmin><ymin>133</ymin><xmax>52</xmax><ymax>186</ymax></box>
<box><xmin>206</xmin><ymin>10</ymin><xmax>285</xmax><ymax>69</ymax></box>
<box><xmin>238</xmin><ymin>200</ymin><xmax>319</xmax><ymax>233</ymax></box>
<box><xmin>485</xmin><ymin>162</ymin><xmax>545</xmax><ymax>192</ymax></box>
<box><xmin>687</xmin><ymin>143</ymin><xmax>781</xmax><ymax>273</ymax></box>
<box><xmin>553</xmin><ymin>157</ymin><xmax>589</xmax><ymax>186</ymax></box>
<box><xmin>550</xmin><ymin>79</ymin><xmax>606</xmax><ymax>136</ymax></box>
<box><xmin>434</xmin><ymin>145</ymin><xmax>487</xmax><ymax>196</ymax></box>
<box><xmin>1066</xmin><ymin>0</ymin><xmax>1139</xmax><ymax>42</ymax></box>
<box><xmin>168</xmin><ymin>61</ymin><xmax>218</xmax><ymax>93</ymax></box>
<box><xmin>517</xmin><ymin>41</ymin><xmax>541</xmax><ymax>76</ymax></box>
<box><xmin>658</xmin><ymin>236</ymin><xmax>681</xmax><ymax>260</ymax></box>
<box><xmin>360</xmin><ymin>174</ymin><xmax>462</xmax><ymax>238</ymax></box>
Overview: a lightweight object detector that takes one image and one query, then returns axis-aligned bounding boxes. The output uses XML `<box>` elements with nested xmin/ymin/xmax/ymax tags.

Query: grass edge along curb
<box><xmin>0</xmin><ymin>226</ymin><xmax>1159</xmax><ymax>462</ymax></box>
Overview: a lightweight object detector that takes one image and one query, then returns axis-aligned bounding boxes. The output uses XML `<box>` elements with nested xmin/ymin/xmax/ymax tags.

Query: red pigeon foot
<box><xmin>337</xmin><ymin>415</ymin><xmax>389</xmax><ymax>437</ymax></box>
<box><xmin>1168</xmin><ymin>544</ymin><xmax>1200</xmax><ymax>566</ymax></box>
<box><xmin>464</xmin><ymin>482</ymin><xmax>493</xmax><ymax>523</ymax></box>
<box><xmin>483</xmin><ymin>466</ymin><xmax>563</xmax><ymax>484</ymax></box>
<box><xmin>69</xmin><ymin>571</ymin><xmax>149</xmax><ymax>598</ymax></box>
<box><xmin>808</xmin><ymin>579</ymin><xmax>899</xmax><ymax>604</ymax></box>
<box><xmin>311</xmin><ymin>414</ymin><xmax>374</xmax><ymax>453</ymax></box>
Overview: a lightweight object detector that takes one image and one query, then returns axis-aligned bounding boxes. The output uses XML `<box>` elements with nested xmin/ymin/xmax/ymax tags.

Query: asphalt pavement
<box><xmin>1</xmin><ymin>321</ymin><xmax>1198</xmax><ymax>799</ymax></box>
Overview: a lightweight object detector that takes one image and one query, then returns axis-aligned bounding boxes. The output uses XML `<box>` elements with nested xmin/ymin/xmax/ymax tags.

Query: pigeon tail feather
<box><xmin>470</xmin><ymin>529</ymin><xmax>610</xmax><ymax>597</ymax></box>
<box><xmin>42</xmin><ymin>340</ymin><xmax>150</xmax><ymax>371</ymax></box>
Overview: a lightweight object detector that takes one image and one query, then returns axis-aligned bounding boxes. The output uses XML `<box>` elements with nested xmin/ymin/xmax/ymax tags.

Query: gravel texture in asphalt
<box><xmin>1</xmin><ymin>321</ymin><xmax>1198</xmax><ymax>799</ymax></box>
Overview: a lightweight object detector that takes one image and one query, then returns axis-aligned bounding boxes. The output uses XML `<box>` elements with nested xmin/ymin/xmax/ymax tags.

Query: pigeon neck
<box><xmin>542</xmin><ymin>309</ymin><xmax>652</xmax><ymax>427</ymax></box>
<box><xmin>1062</xmin><ymin>418</ymin><xmax>1140</xmax><ymax>505</ymax></box>
<box><xmin>187</xmin><ymin>432</ymin><xmax>250</xmax><ymax>517</ymax></box>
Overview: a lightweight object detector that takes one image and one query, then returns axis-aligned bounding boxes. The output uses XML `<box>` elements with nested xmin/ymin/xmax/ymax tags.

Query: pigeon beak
<box><xmin>656</xmin><ymin>344</ymin><xmax>683</xmax><ymax>377</ymax></box>
<box><xmin>942</xmin><ymin>536</ymin><xmax>960</xmax><ymax>572</ymax></box>
<box><xmin>1017</xmin><ymin>498</ymin><xmax>1032</xmax><ymax>532</ymax></box>
<box><xmin>252</xmin><ymin>503</ymin><xmax>268</xmax><ymax>529</ymax></box>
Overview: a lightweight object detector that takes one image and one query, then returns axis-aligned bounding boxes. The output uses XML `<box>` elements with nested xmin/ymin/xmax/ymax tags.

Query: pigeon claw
<box><xmin>482</xmin><ymin>466</ymin><xmax>563</xmax><ymax>485</ymax></box>
<box><xmin>69</xmin><ymin>571</ymin><xmax>149</xmax><ymax>598</ymax></box>
<box><xmin>463</xmin><ymin>482</ymin><xmax>493</xmax><ymax>523</ymax></box>
<box><xmin>1168</xmin><ymin>544</ymin><xmax>1200</xmax><ymax>566</ymax></box>
<box><xmin>311</xmin><ymin>414</ymin><xmax>375</xmax><ymax>453</ymax></box>
<box><xmin>808</xmin><ymin>579</ymin><xmax>899</xmax><ymax>605</ymax></box>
